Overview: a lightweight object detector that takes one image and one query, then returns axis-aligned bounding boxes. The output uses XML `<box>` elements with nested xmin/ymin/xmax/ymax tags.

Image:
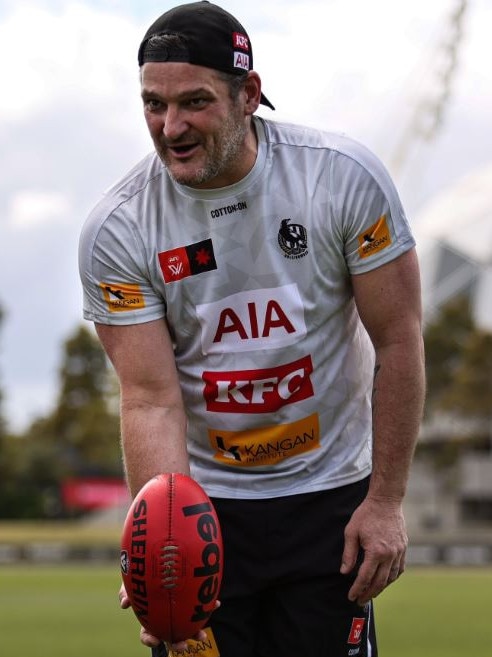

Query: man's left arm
<box><xmin>341</xmin><ymin>247</ymin><xmax>425</xmax><ymax>605</ymax></box>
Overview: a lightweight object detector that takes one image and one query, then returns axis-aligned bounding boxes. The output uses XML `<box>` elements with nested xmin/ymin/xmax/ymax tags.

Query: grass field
<box><xmin>0</xmin><ymin>564</ymin><xmax>490</xmax><ymax>656</ymax></box>
<box><xmin>0</xmin><ymin>521</ymin><xmax>121</xmax><ymax>546</ymax></box>
<box><xmin>376</xmin><ymin>567</ymin><xmax>492</xmax><ymax>656</ymax></box>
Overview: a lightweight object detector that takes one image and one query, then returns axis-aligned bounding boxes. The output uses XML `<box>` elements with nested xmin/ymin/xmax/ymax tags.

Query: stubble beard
<box><xmin>159</xmin><ymin>110</ymin><xmax>248</xmax><ymax>188</ymax></box>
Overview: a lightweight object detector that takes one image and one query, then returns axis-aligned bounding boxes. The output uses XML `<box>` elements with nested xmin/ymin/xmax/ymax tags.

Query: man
<box><xmin>79</xmin><ymin>2</ymin><xmax>425</xmax><ymax>656</ymax></box>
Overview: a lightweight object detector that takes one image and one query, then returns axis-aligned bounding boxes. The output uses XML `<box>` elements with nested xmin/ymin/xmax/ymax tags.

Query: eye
<box><xmin>186</xmin><ymin>97</ymin><xmax>209</xmax><ymax>110</ymax></box>
<box><xmin>143</xmin><ymin>97</ymin><xmax>164</xmax><ymax>112</ymax></box>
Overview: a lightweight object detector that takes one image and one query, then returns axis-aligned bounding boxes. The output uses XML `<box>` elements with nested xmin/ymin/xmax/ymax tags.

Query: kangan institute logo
<box><xmin>278</xmin><ymin>218</ymin><xmax>308</xmax><ymax>259</ymax></box>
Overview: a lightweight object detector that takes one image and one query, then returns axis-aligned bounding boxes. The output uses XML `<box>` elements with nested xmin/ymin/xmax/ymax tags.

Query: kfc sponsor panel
<box><xmin>202</xmin><ymin>355</ymin><xmax>314</xmax><ymax>413</ymax></box>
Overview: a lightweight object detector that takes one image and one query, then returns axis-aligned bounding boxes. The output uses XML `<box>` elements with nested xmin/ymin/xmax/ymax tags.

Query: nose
<box><xmin>162</xmin><ymin>105</ymin><xmax>188</xmax><ymax>141</ymax></box>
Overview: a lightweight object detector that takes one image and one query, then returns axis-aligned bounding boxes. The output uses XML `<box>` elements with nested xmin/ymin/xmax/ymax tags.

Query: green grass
<box><xmin>0</xmin><ymin>521</ymin><xmax>120</xmax><ymax>545</ymax></box>
<box><xmin>376</xmin><ymin>567</ymin><xmax>492</xmax><ymax>656</ymax></box>
<box><xmin>0</xmin><ymin>564</ymin><xmax>143</xmax><ymax>657</ymax></box>
<box><xmin>0</xmin><ymin>565</ymin><xmax>491</xmax><ymax>656</ymax></box>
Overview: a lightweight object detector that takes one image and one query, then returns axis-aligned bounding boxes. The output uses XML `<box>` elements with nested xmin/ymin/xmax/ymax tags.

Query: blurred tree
<box><xmin>0</xmin><ymin>429</ymin><xmax>50</xmax><ymax>518</ymax></box>
<box><xmin>2</xmin><ymin>325</ymin><xmax>123</xmax><ymax>518</ymax></box>
<box><xmin>423</xmin><ymin>296</ymin><xmax>474</xmax><ymax>416</ymax></box>
<box><xmin>0</xmin><ymin>306</ymin><xmax>39</xmax><ymax>517</ymax></box>
<box><xmin>0</xmin><ymin>303</ymin><xmax>9</xmax><ymax>515</ymax></box>
<box><xmin>36</xmin><ymin>325</ymin><xmax>123</xmax><ymax>479</ymax></box>
<box><xmin>0</xmin><ymin>303</ymin><xmax>6</xmax><ymax>438</ymax></box>
<box><xmin>420</xmin><ymin>297</ymin><xmax>492</xmax><ymax>469</ymax></box>
<box><xmin>442</xmin><ymin>330</ymin><xmax>492</xmax><ymax>419</ymax></box>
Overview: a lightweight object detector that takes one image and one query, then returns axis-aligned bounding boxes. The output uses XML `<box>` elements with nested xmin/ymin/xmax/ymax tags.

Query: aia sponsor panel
<box><xmin>196</xmin><ymin>284</ymin><xmax>306</xmax><ymax>355</ymax></box>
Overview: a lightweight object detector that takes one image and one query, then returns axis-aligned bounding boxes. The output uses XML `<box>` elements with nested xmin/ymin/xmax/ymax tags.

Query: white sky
<box><xmin>0</xmin><ymin>0</ymin><xmax>491</xmax><ymax>432</ymax></box>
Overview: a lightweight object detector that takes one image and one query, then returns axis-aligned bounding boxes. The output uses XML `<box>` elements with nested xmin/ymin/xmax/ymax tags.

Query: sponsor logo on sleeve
<box><xmin>196</xmin><ymin>284</ymin><xmax>306</xmax><ymax>355</ymax></box>
<box><xmin>203</xmin><ymin>355</ymin><xmax>314</xmax><ymax>413</ymax></box>
<box><xmin>357</xmin><ymin>215</ymin><xmax>392</xmax><ymax>259</ymax></box>
<box><xmin>158</xmin><ymin>239</ymin><xmax>217</xmax><ymax>283</ymax></box>
<box><xmin>100</xmin><ymin>282</ymin><xmax>145</xmax><ymax>312</ymax></box>
<box><xmin>347</xmin><ymin>618</ymin><xmax>366</xmax><ymax>645</ymax></box>
<box><xmin>208</xmin><ymin>413</ymin><xmax>320</xmax><ymax>467</ymax></box>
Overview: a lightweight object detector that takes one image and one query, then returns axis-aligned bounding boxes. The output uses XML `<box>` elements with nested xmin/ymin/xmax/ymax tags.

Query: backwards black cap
<box><xmin>138</xmin><ymin>1</ymin><xmax>274</xmax><ymax>110</ymax></box>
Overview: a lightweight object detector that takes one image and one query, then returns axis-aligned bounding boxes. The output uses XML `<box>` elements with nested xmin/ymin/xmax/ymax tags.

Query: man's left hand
<box><xmin>340</xmin><ymin>496</ymin><xmax>407</xmax><ymax>605</ymax></box>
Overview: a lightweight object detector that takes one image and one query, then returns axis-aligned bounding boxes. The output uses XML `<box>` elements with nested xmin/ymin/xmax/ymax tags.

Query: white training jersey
<box><xmin>79</xmin><ymin>117</ymin><xmax>415</xmax><ymax>499</ymax></box>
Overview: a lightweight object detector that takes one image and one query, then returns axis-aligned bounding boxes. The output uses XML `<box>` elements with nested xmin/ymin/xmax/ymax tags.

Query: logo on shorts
<box><xmin>278</xmin><ymin>218</ymin><xmax>308</xmax><ymax>259</ymax></box>
<box><xmin>347</xmin><ymin>617</ymin><xmax>365</xmax><ymax>645</ymax></box>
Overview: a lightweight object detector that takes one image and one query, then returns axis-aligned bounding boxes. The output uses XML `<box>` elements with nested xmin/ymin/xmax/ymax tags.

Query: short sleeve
<box><xmin>78</xmin><ymin>201</ymin><xmax>166</xmax><ymax>326</ymax></box>
<box><xmin>329</xmin><ymin>141</ymin><xmax>415</xmax><ymax>275</ymax></box>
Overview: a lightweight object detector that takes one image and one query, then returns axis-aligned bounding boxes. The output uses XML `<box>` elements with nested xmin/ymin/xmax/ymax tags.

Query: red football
<box><xmin>120</xmin><ymin>473</ymin><xmax>223</xmax><ymax>643</ymax></box>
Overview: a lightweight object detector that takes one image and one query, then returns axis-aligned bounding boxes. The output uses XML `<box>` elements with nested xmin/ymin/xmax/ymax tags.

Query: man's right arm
<box><xmin>95</xmin><ymin>318</ymin><xmax>189</xmax><ymax>498</ymax></box>
<box><xmin>98</xmin><ymin>318</ymin><xmax>201</xmax><ymax>651</ymax></box>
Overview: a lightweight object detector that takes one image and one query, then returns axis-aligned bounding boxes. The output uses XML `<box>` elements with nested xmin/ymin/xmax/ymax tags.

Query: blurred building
<box><xmin>405</xmin><ymin>164</ymin><xmax>492</xmax><ymax>545</ymax></box>
<box><xmin>414</xmin><ymin>163</ymin><xmax>492</xmax><ymax>331</ymax></box>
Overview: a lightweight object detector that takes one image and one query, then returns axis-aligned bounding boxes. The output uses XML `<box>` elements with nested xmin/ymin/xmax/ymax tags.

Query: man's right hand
<box><xmin>118</xmin><ymin>583</ymin><xmax>218</xmax><ymax>652</ymax></box>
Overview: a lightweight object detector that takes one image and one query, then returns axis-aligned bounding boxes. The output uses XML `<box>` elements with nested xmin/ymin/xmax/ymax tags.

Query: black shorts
<box><xmin>204</xmin><ymin>477</ymin><xmax>377</xmax><ymax>657</ymax></box>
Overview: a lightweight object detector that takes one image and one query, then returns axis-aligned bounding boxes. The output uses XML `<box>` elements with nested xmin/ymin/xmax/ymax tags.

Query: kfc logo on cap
<box><xmin>233</xmin><ymin>32</ymin><xmax>249</xmax><ymax>51</ymax></box>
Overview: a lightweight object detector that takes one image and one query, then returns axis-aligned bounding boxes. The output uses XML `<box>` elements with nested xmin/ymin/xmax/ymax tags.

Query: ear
<box><xmin>243</xmin><ymin>71</ymin><xmax>262</xmax><ymax>115</ymax></box>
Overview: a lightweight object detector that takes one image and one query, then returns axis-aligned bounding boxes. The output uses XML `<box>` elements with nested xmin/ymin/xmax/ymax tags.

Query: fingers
<box><xmin>119</xmin><ymin>584</ymin><xmax>162</xmax><ymax>649</ymax></box>
<box><xmin>348</xmin><ymin>554</ymin><xmax>405</xmax><ymax>605</ymax></box>
<box><xmin>168</xmin><ymin>629</ymin><xmax>208</xmax><ymax>652</ymax></box>
<box><xmin>340</xmin><ymin>497</ymin><xmax>408</xmax><ymax>605</ymax></box>
<box><xmin>140</xmin><ymin>627</ymin><xmax>163</xmax><ymax>649</ymax></box>
<box><xmin>166</xmin><ymin>606</ymin><xmax>220</xmax><ymax>650</ymax></box>
<box><xmin>340</xmin><ymin>528</ymin><xmax>359</xmax><ymax>575</ymax></box>
<box><xmin>388</xmin><ymin>560</ymin><xmax>405</xmax><ymax>582</ymax></box>
<box><xmin>140</xmin><ymin>628</ymin><xmax>209</xmax><ymax>652</ymax></box>
<box><xmin>118</xmin><ymin>583</ymin><xmax>131</xmax><ymax>609</ymax></box>
<box><xmin>120</xmin><ymin>585</ymin><xmax>220</xmax><ymax>650</ymax></box>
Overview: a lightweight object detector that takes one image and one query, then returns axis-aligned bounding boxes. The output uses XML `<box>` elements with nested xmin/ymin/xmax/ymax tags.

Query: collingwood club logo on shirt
<box><xmin>277</xmin><ymin>218</ymin><xmax>308</xmax><ymax>259</ymax></box>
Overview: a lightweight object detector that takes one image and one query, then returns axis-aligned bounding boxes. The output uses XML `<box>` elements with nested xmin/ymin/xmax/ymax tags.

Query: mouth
<box><xmin>166</xmin><ymin>142</ymin><xmax>200</xmax><ymax>160</ymax></box>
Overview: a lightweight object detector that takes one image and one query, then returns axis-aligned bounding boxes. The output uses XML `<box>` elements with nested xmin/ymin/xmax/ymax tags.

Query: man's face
<box><xmin>141</xmin><ymin>62</ymin><xmax>252</xmax><ymax>189</ymax></box>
